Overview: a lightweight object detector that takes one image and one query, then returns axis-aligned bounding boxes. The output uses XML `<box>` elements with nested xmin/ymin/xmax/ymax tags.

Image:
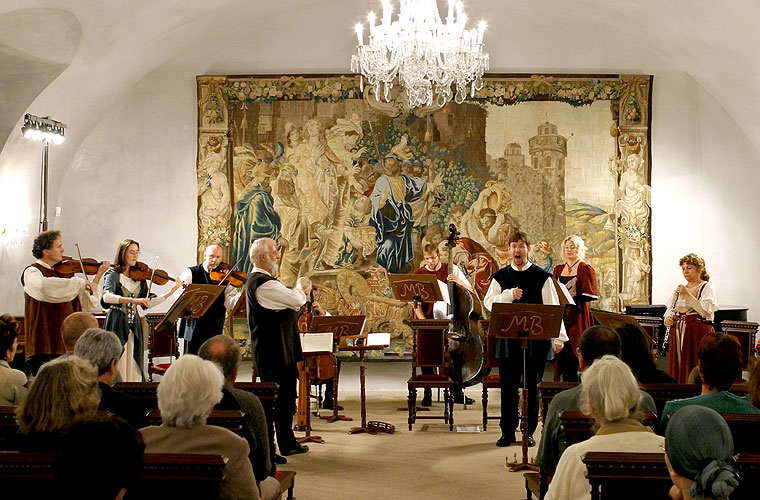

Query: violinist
<box><xmin>177</xmin><ymin>244</ymin><xmax>242</xmax><ymax>354</ymax></box>
<box><xmin>413</xmin><ymin>243</ymin><xmax>475</xmax><ymax>406</ymax></box>
<box><xmin>101</xmin><ymin>239</ymin><xmax>182</xmax><ymax>382</ymax></box>
<box><xmin>21</xmin><ymin>230</ymin><xmax>109</xmax><ymax>374</ymax></box>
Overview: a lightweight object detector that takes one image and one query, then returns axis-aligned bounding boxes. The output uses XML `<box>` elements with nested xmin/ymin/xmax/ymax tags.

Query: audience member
<box><xmin>0</xmin><ymin>355</ymin><xmax>99</xmax><ymax>451</ymax></box>
<box><xmin>687</xmin><ymin>365</ymin><xmax>701</xmax><ymax>385</ymax></box>
<box><xmin>665</xmin><ymin>406</ymin><xmax>739</xmax><ymax>500</ymax></box>
<box><xmin>617</xmin><ymin>323</ymin><xmax>676</xmax><ymax>383</ymax></box>
<box><xmin>61</xmin><ymin>311</ymin><xmax>99</xmax><ymax>353</ymax></box>
<box><xmin>140</xmin><ymin>355</ymin><xmax>273</xmax><ymax>500</ymax></box>
<box><xmin>0</xmin><ymin>314</ymin><xmax>28</xmax><ymax>405</ymax></box>
<box><xmin>536</xmin><ymin>325</ymin><xmax>657</xmax><ymax>472</ymax></box>
<box><xmin>545</xmin><ymin>355</ymin><xmax>664</xmax><ymax>500</ymax></box>
<box><xmin>199</xmin><ymin>334</ymin><xmax>279</xmax><ymax>499</ymax></box>
<box><xmin>74</xmin><ymin>328</ymin><xmax>146</xmax><ymax>428</ymax></box>
<box><xmin>56</xmin><ymin>416</ymin><xmax>145</xmax><ymax>500</ymax></box>
<box><xmin>749</xmin><ymin>359</ymin><xmax>760</xmax><ymax>409</ymax></box>
<box><xmin>660</xmin><ymin>332</ymin><xmax>760</xmax><ymax>431</ymax></box>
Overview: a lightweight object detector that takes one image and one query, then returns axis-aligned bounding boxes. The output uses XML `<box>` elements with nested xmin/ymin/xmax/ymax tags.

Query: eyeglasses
<box><xmin>126</xmin><ymin>250</ymin><xmax>140</xmax><ymax>256</ymax></box>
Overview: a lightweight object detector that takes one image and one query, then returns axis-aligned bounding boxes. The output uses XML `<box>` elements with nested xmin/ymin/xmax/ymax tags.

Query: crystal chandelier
<box><xmin>351</xmin><ymin>0</ymin><xmax>489</xmax><ymax>109</ymax></box>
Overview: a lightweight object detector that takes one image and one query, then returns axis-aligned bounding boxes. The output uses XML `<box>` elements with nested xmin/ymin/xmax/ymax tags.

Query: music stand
<box><xmin>389</xmin><ymin>274</ymin><xmax>444</xmax><ymax>412</ymax></box>
<box><xmin>154</xmin><ymin>284</ymin><xmax>224</xmax><ymax>332</ymax></box>
<box><xmin>295</xmin><ymin>332</ymin><xmax>333</xmax><ymax>445</ymax></box>
<box><xmin>309</xmin><ymin>315</ymin><xmax>366</xmax><ymax>423</ymax></box>
<box><xmin>230</xmin><ymin>292</ymin><xmax>247</xmax><ymax>318</ymax></box>
<box><xmin>488</xmin><ymin>302</ymin><xmax>564</xmax><ymax>472</ymax></box>
<box><xmin>592</xmin><ymin>310</ymin><xmax>655</xmax><ymax>347</ymax></box>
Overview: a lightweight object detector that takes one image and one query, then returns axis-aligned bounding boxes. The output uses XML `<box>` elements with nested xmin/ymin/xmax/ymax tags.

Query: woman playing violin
<box><xmin>101</xmin><ymin>239</ymin><xmax>181</xmax><ymax>381</ymax></box>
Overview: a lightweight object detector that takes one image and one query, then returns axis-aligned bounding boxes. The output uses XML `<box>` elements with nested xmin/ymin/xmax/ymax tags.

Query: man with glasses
<box><xmin>484</xmin><ymin>231</ymin><xmax>568</xmax><ymax>448</ymax></box>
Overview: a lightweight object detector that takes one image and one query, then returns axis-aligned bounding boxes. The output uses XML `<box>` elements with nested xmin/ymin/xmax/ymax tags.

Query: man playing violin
<box><xmin>177</xmin><ymin>244</ymin><xmax>242</xmax><ymax>354</ymax></box>
<box><xmin>413</xmin><ymin>243</ymin><xmax>476</xmax><ymax>407</ymax></box>
<box><xmin>21</xmin><ymin>230</ymin><xmax>109</xmax><ymax>374</ymax></box>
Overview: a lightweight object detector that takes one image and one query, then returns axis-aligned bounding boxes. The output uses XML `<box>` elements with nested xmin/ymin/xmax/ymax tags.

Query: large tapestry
<box><xmin>196</xmin><ymin>74</ymin><xmax>653</xmax><ymax>356</ymax></box>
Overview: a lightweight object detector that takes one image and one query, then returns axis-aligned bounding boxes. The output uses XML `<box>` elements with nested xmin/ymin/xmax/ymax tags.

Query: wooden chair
<box><xmin>0</xmin><ymin>406</ymin><xmax>17</xmax><ymax>440</ymax></box>
<box><xmin>144</xmin><ymin>409</ymin><xmax>244</xmax><ymax>435</ymax></box>
<box><xmin>276</xmin><ymin>470</ymin><xmax>296</xmax><ymax>500</ymax></box>
<box><xmin>407</xmin><ymin>319</ymin><xmax>454</xmax><ymax>431</ymax></box>
<box><xmin>717</xmin><ymin>413</ymin><xmax>760</xmax><ymax>454</ymax></box>
<box><xmin>582</xmin><ymin>451</ymin><xmax>670</xmax><ymax>500</ymax></box>
<box><xmin>481</xmin><ymin>323</ymin><xmax>500</xmax><ymax>430</ymax></box>
<box><xmin>538</xmin><ymin>381</ymin><xmax>577</xmax><ymax>422</ymax></box>
<box><xmin>146</xmin><ymin>321</ymin><xmax>179</xmax><ymax>381</ymax></box>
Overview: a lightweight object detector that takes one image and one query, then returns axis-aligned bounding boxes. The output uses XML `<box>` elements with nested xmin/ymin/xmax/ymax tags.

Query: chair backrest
<box><xmin>0</xmin><ymin>406</ymin><xmax>17</xmax><ymax>439</ymax></box>
<box><xmin>147</xmin><ymin>323</ymin><xmax>179</xmax><ymax>359</ymax></box>
<box><xmin>538</xmin><ymin>381</ymin><xmax>577</xmax><ymax>420</ymax></box>
<box><xmin>640</xmin><ymin>383</ymin><xmax>748</xmax><ymax>417</ymax></box>
<box><xmin>0</xmin><ymin>451</ymin><xmax>225</xmax><ymax>499</ymax></box>
<box><xmin>409</xmin><ymin>319</ymin><xmax>450</xmax><ymax>376</ymax></box>
<box><xmin>720</xmin><ymin>413</ymin><xmax>760</xmax><ymax>454</ymax></box>
<box><xmin>582</xmin><ymin>451</ymin><xmax>670</xmax><ymax>500</ymax></box>
<box><xmin>559</xmin><ymin>410</ymin><xmax>658</xmax><ymax>447</ymax></box>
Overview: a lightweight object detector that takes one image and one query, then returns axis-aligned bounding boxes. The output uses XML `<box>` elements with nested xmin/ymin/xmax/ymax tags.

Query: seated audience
<box><xmin>617</xmin><ymin>323</ymin><xmax>676</xmax><ymax>383</ymax></box>
<box><xmin>665</xmin><ymin>406</ymin><xmax>739</xmax><ymax>500</ymax></box>
<box><xmin>199</xmin><ymin>334</ymin><xmax>279</xmax><ymax>500</ymax></box>
<box><xmin>140</xmin><ymin>355</ymin><xmax>274</xmax><ymax>500</ymax></box>
<box><xmin>536</xmin><ymin>325</ymin><xmax>657</xmax><ymax>472</ymax></box>
<box><xmin>748</xmin><ymin>359</ymin><xmax>760</xmax><ymax>409</ymax></box>
<box><xmin>0</xmin><ymin>355</ymin><xmax>99</xmax><ymax>451</ymax></box>
<box><xmin>56</xmin><ymin>416</ymin><xmax>145</xmax><ymax>500</ymax></box>
<box><xmin>0</xmin><ymin>314</ymin><xmax>28</xmax><ymax>405</ymax></box>
<box><xmin>74</xmin><ymin>327</ymin><xmax>147</xmax><ymax>428</ymax></box>
<box><xmin>545</xmin><ymin>355</ymin><xmax>664</xmax><ymax>500</ymax></box>
<box><xmin>61</xmin><ymin>311</ymin><xmax>99</xmax><ymax>353</ymax></box>
<box><xmin>660</xmin><ymin>332</ymin><xmax>760</xmax><ymax>431</ymax></box>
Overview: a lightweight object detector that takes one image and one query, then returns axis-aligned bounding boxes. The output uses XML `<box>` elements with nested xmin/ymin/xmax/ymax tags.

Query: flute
<box><xmin>662</xmin><ymin>292</ymin><xmax>679</xmax><ymax>353</ymax></box>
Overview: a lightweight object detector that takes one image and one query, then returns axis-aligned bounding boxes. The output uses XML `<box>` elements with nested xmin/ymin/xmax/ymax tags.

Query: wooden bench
<box><xmin>559</xmin><ymin>410</ymin><xmax>658</xmax><ymax>447</ymax></box>
<box><xmin>0</xmin><ymin>451</ymin><xmax>226</xmax><ymax>498</ymax></box>
<box><xmin>583</xmin><ymin>451</ymin><xmax>760</xmax><ymax>500</ymax></box>
<box><xmin>114</xmin><ymin>381</ymin><xmax>278</xmax><ymax>412</ymax></box>
<box><xmin>144</xmin><ymin>409</ymin><xmax>244</xmax><ymax>435</ymax></box>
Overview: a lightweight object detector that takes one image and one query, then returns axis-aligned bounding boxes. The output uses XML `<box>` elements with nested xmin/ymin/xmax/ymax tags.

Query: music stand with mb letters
<box><xmin>488</xmin><ymin>302</ymin><xmax>564</xmax><ymax>472</ymax></box>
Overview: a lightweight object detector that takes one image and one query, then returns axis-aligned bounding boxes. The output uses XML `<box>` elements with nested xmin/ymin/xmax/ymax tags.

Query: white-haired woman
<box><xmin>553</xmin><ymin>235</ymin><xmax>598</xmax><ymax>381</ymax></box>
<box><xmin>545</xmin><ymin>355</ymin><xmax>663</xmax><ymax>500</ymax></box>
<box><xmin>140</xmin><ymin>355</ymin><xmax>271</xmax><ymax>500</ymax></box>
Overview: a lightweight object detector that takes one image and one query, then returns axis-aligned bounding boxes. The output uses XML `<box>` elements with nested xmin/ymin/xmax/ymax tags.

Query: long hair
<box><xmin>113</xmin><ymin>238</ymin><xmax>140</xmax><ymax>272</ymax></box>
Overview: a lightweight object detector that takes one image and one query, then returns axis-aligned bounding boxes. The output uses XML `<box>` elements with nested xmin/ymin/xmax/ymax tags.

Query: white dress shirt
<box><xmin>22</xmin><ymin>260</ymin><xmax>100</xmax><ymax>309</ymax></box>
<box><xmin>250</xmin><ymin>266</ymin><xmax>307</xmax><ymax>311</ymax></box>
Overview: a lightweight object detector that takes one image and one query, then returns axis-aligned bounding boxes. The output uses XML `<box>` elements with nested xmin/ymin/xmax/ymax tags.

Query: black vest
<box><xmin>182</xmin><ymin>264</ymin><xmax>227</xmax><ymax>342</ymax></box>
<box><xmin>246</xmin><ymin>272</ymin><xmax>302</xmax><ymax>377</ymax></box>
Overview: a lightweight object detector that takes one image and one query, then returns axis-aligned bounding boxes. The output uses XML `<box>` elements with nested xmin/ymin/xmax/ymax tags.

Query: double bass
<box><xmin>445</xmin><ymin>224</ymin><xmax>484</xmax><ymax>387</ymax></box>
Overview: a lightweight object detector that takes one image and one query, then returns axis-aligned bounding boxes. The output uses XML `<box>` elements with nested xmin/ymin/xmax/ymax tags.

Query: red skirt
<box><xmin>667</xmin><ymin>314</ymin><xmax>714</xmax><ymax>384</ymax></box>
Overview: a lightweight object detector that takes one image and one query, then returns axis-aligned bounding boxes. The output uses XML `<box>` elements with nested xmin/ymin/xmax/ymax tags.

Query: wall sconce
<box><xmin>21</xmin><ymin>113</ymin><xmax>66</xmax><ymax>232</ymax></box>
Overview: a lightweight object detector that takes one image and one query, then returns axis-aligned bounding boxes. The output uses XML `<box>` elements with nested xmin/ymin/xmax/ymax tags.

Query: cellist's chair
<box><xmin>146</xmin><ymin>323</ymin><xmax>179</xmax><ymax>381</ymax></box>
<box><xmin>407</xmin><ymin>319</ymin><xmax>454</xmax><ymax>431</ymax></box>
<box><xmin>481</xmin><ymin>329</ymin><xmax>501</xmax><ymax>430</ymax></box>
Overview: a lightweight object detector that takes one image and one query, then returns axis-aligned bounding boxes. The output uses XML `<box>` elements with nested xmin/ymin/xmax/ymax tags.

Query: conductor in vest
<box><xmin>484</xmin><ymin>230</ymin><xmax>567</xmax><ymax>448</ymax></box>
<box><xmin>245</xmin><ymin>237</ymin><xmax>309</xmax><ymax>456</ymax></box>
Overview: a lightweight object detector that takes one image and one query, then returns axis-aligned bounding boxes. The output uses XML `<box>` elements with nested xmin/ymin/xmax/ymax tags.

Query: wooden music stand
<box><xmin>389</xmin><ymin>274</ymin><xmax>443</xmax><ymax>412</ymax></box>
<box><xmin>309</xmin><ymin>315</ymin><xmax>365</xmax><ymax>423</ymax></box>
<box><xmin>488</xmin><ymin>302</ymin><xmax>564</xmax><ymax>472</ymax></box>
<box><xmin>230</xmin><ymin>292</ymin><xmax>247</xmax><ymax>318</ymax></box>
<box><xmin>295</xmin><ymin>333</ymin><xmax>332</xmax><ymax>445</ymax></box>
<box><xmin>154</xmin><ymin>284</ymin><xmax>224</xmax><ymax>331</ymax></box>
<box><xmin>592</xmin><ymin>309</ymin><xmax>655</xmax><ymax>347</ymax></box>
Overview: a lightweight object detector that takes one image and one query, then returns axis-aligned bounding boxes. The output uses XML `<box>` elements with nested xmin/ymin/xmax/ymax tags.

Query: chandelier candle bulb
<box><xmin>355</xmin><ymin>23</ymin><xmax>364</xmax><ymax>45</ymax></box>
<box><xmin>368</xmin><ymin>11</ymin><xmax>376</xmax><ymax>35</ymax></box>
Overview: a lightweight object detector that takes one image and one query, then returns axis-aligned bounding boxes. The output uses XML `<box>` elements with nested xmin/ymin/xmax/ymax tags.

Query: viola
<box><xmin>209</xmin><ymin>262</ymin><xmax>247</xmax><ymax>288</ymax></box>
<box><xmin>124</xmin><ymin>261</ymin><xmax>176</xmax><ymax>285</ymax></box>
<box><xmin>54</xmin><ymin>256</ymin><xmax>106</xmax><ymax>278</ymax></box>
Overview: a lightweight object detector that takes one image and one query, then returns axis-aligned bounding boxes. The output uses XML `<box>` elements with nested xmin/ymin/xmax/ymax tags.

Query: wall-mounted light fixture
<box><xmin>21</xmin><ymin>113</ymin><xmax>66</xmax><ymax>232</ymax></box>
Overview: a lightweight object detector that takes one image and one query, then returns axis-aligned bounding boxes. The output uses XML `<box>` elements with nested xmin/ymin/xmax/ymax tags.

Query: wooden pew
<box><xmin>0</xmin><ymin>406</ymin><xmax>17</xmax><ymax>439</ymax></box>
<box><xmin>717</xmin><ymin>413</ymin><xmax>760</xmax><ymax>454</ymax></box>
<box><xmin>113</xmin><ymin>381</ymin><xmax>278</xmax><ymax>412</ymax></box>
<box><xmin>144</xmin><ymin>409</ymin><xmax>244</xmax><ymax>435</ymax></box>
<box><xmin>559</xmin><ymin>410</ymin><xmax>658</xmax><ymax>447</ymax></box>
<box><xmin>0</xmin><ymin>451</ymin><xmax>226</xmax><ymax>499</ymax></box>
<box><xmin>583</xmin><ymin>451</ymin><xmax>760</xmax><ymax>500</ymax></box>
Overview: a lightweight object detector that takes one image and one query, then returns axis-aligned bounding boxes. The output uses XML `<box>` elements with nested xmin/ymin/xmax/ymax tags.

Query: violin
<box><xmin>123</xmin><ymin>261</ymin><xmax>176</xmax><ymax>285</ymax></box>
<box><xmin>54</xmin><ymin>256</ymin><xmax>106</xmax><ymax>278</ymax></box>
<box><xmin>209</xmin><ymin>262</ymin><xmax>247</xmax><ymax>288</ymax></box>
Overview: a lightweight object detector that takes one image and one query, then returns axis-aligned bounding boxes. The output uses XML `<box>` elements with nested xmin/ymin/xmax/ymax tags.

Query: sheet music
<box><xmin>366</xmin><ymin>332</ymin><xmax>390</xmax><ymax>347</ymax></box>
<box><xmin>555</xmin><ymin>280</ymin><xmax>576</xmax><ymax>306</ymax></box>
<box><xmin>300</xmin><ymin>332</ymin><xmax>333</xmax><ymax>353</ymax></box>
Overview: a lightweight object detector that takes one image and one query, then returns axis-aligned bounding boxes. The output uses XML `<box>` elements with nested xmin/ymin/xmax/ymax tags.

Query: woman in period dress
<box><xmin>664</xmin><ymin>253</ymin><xmax>718</xmax><ymax>383</ymax></box>
<box><xmin>553</xmin><ymin>235</ymin><xmax>598</xmax><ymax>381</ymax></box>
<box><xmin>101</xmin><ymin>239</ymin><xmax>181</xmax><ymax>382</ymax></box>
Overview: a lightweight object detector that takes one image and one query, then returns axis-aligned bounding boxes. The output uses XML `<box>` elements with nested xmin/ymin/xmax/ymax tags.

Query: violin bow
<box><xmin>145</xmin><ymin>256</ymin><xmax>159</xmax><ymax>303</ymax></box>
<box><xmin>74</xmin><ymin>243</ymin><xmax>93</xmax><ymax>295</ymax></box>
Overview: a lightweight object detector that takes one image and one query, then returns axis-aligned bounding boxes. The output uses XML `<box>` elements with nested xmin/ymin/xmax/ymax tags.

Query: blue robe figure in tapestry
<box><xmin>232</xmin><ymin>177</ymin><xmax>281</xmax><ymax>273</ymax></box>
<box><xmin>369</xmin><ymin>154</ymin><xmax>427</xmax><ymax>274</ymax></box>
